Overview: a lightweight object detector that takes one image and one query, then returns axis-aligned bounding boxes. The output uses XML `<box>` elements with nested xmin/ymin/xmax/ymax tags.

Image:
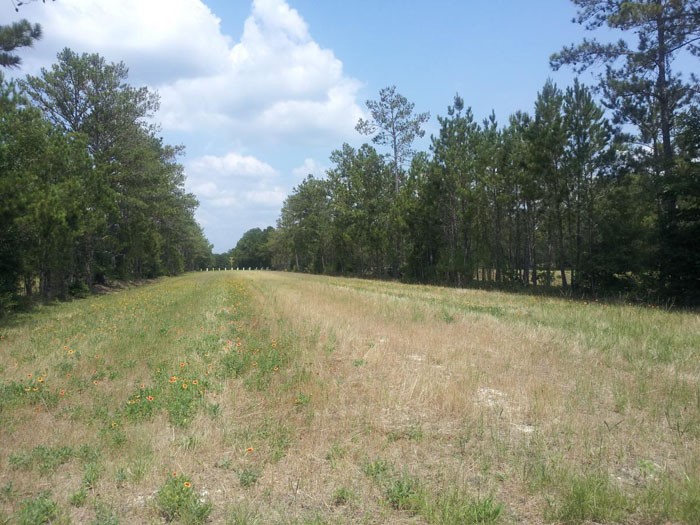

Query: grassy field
<box><xmin>0</xmin><ymin>271</ymin><xmax>698</xmax><ymax>524</ymax></box>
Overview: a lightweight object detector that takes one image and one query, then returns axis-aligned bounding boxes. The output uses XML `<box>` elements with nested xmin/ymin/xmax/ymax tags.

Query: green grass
<box><xmin>0</xmin><ymin>271</ymin><xmax>697</xmax><ymax>523</ymax></box>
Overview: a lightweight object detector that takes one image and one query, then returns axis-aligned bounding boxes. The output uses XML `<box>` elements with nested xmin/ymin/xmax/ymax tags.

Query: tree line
<box><xmin>232</xmin><ymin>1</ymin><xmax>699</xmax><ymax>305</ymax></box>
<box><xmin>1</xmin><ymin>22</ymin><xmax>212</xmax><ymax>312</ymax></box>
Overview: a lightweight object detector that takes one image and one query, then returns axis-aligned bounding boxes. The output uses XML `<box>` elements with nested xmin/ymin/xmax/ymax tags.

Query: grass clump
<box><xmin>155</xmin><ymin>474</ymin><xmax>212</xmax><ymax>524</ymax></box>
<box><xmin>15</xmin><ymin>491</ymin><xmax>64</xmax><ymax>525</ymax></box>
<box><xmin>9</xmin><ymin>445</ymin><xmax>74</xmax><ymax>473</ymax></box>
<box><xmin>385</xmin><ymin>470</ymin><xmax>425</xmax><ymax>512</ymax></box>
<box><xmin>425</xmin><ymin>491</ymin><xmax>503</xmax><ymax>524</ymax></box>
<box><xmin>546</xmin><ymin>471</ymin><xmax>628</xmax><ymax>524</ymax></box>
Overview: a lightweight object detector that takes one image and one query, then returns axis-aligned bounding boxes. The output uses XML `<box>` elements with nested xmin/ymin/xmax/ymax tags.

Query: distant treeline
<box><xmin>1</xmin><ymin>44</ymin><xmax>212</xmax><ymax>312</ymax></box>
<box><xmin>227</xmin><ymin>2</ymin><xmax>700</xmax><ymax>305</ymax></box>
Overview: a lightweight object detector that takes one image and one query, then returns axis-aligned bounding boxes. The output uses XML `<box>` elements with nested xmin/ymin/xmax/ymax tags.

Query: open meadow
<box><xmin>0</xmin><ymin>271</ymin><xmax>698</xmax><ymax>524</ymax></box>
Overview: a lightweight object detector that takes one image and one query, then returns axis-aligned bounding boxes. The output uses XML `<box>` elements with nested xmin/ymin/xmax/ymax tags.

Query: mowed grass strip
<box><xmin>0</xmin><ymin>272</ymin><xmax>305</xmax><ymax>524</ymax></box>
<box><xmin>0</xmin><ymin>271</ymin><xmax>698</xmax><ymax>524</ymax></box>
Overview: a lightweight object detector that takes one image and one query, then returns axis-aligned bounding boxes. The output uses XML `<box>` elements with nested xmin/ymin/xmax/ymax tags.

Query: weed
<box><xmin>0</xmin><ymin>481</ymin><xmax>14</xmax><ymax>502</ymax></box>
<box><xmin>387</xmin><ymin>423</ymin><xmax>424</xmax><ymax>442</ymax></box>
<box><xmin>385</xmin><ymin>470</ymin><xmax>425</xmax><ymax>512</ymax></box>
<box><xmin>155</xmin><ymin>474</ymin><xmax>212</xmax><ymax>524</ymax></box>
<box><xmin>226</xmin><ymin>502</ymin><xmax>262</xmax><ymax>524</ymax></box>
<box><xmin>238</xmin><ymin>467</ymin><xmax>261</xmax><ymax>488</ymax></box>
<box><xmin>83</xmin><ymin>461</ymin><xmax>103</xmax><ymax>489</ymax></box>
<box><xmin>363</xmin><ymin>458</ymin><xmax>391</xmax><ymax>480</ymax></box>
<box><xmin>426</xmin><ymin>490</ymin><xmax>503</xmax><ymax>524</ymax></box>
<box><xmin>331</xmin><ymin>487</ymin><xmax>352</xmax><ymax>506</ymax></box>
<box><xmin>15</xmin><ymin>491</ymin><xmax>62</xmax><ymax>525</ymax></box>
<box><xmin>69</xmin><ymin>488</ymin><xmax>87</xmax><ymax>507</ymax></box>
<box><xmin>325</xmin><ymin>442</ymin><xmax>345</xmax><ymax>465</ymax></box>
<box><xmin>215</xmin><ymin>456</ymin><xmax>233</xmax><ymax>469</ymax></box>
<box><xmin>9</xmin><ymin>445</ymin><xmax>74</xmax><ymax>473</ymax></box>
<box><xmin>92</xmin><ymin>503</ymin><xmax>120</xmax><ymax>525</ymax></box>
<box><xmin>547</xmin><ymin>471</ymin><xmax>628</xmax><ymax>523</ymax></box>
<box><xmin>294</xmin><ymin>391</ymin><xmax>311</xmax><ymax>408</ymax></box>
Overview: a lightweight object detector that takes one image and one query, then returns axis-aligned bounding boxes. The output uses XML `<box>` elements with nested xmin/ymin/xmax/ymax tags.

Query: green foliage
<box><xmin>356</xmin><ymin>85</ymin><xmax>430</xmax><ymax>191</ymax></box>
<box><xmin>426</xmin><ymin>491</ymin><xmax>503</xmax><ymax>524</ymax></box>
<box><xmin>546</xmin><ymin>472</ymin><xmax>628</xmax><ymax>524</ymax></box>
<box><xmin>237</xmin><ymin>467</ymin><xmax>261</xmax><ymax>488</ymax></box>
<box><xmin>155</xmin><ymin>474</ymin><xmax>212</xmax><ymax>524</ymax></box>
<box><xmin>385</xmin><ymin>470</ymin><xmax>425</xmax><ymax>512</ymax></box>
<box><xmin>0</xmin><ymin>47</ymin><xmax>212</xmax><ymax>314</ymax></box>
<box><xmin>9</xmin><ymin>445</ymin><xmax>74</xmax><ymax>473</ymax></box>
<box><xmin>15</xmin><ymin>491</ymin><xmax>61</xmax><ymax>525</ymax></box>
<box><xmin>0</xmin><ymin>19</ymin><xmax>42</xmax><ymax>69</ymax></box>
<box><xmin>228</xmin><ymin>227</ymin><xmax>274</xmax><ymax>269</ymax></box>
<box><xmin>331</xmin><ymin>487</ymin><xmax>353</xmax><ymax>506</ymax></box>
<box><xmin>363</xmin><ymin>458</ymin><xmax>391</xmax><ymax>480</ymax></box>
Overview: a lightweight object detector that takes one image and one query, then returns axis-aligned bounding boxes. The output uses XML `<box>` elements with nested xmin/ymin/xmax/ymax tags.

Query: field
<box><xmin>0</xmin><ymin>271</ymin><xmax>698</xmax><ymax>524</ymax></box>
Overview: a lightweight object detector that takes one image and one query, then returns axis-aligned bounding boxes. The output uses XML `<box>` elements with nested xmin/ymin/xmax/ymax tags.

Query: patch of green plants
<box><xmin>91</xmin><ymin>503</ymin><xmax>120</xmax><ymax>525</ymax></box>
<box><xmin>9</xmin><ymin>444</ymin><xmax>74</xmax><ymax>473</ymax></box>
<box><xmin>294</xmin><ymin>391</ymin><xmax>311</xmax><ymax>408</ymax></box>
<box><xmin>325</xmin><ymin>442</ymin><xmax>345</xmax><ymax>468</ymax></box>
<box><xmin>0</xmin><ymin>378</ymin><xmax>59</xmax><ymax>409</ymax></box>
<box><xmin>155</xmin><ymin>474</ymin><xmax>212</xmax><ymax>524</ymax></box>
<box><xmin>331</xmin><ymin>486</ymin><xmax>353</xmax><ymax>506</ymax></box>
<box><xmin>14</xmin><ymin>491</ymin><xmax>63</xmax><ymax>525</ymax></box>
<box><xmin>226</xmin><ymin>502</ymin><xmax>262</xmax><ymax>524</ymax></box>
<box><xmin>237</xmin><ymin>467</ymin><xmax>261</xmax><ymax>488</ymax></box>
<box><xmin>424</xmin><ymin>490</ymin><xmax>503</xmax><ymax>524</ymax></box>
<box><xmin>546</xmin><ymin>471</ymin><xmax>629</xmax><ymax>524</ymax></box>
<box><xmin>385</xmin><ymin>470</ymin><xmax>425</xmax><ymax>513</ymax></box>
<box><xmin>122</xmin><ymin>385</ymin><xmax>160</xmax><ymax>422</ymax></box>
<box><xmin>82</xmin><ymin>461</ymin><xmax>103</xmax><ymax>489</ymax></box>
<box><xmin>69</xmin><ymin>488</ymin><xmax>88</xmax><ymax>507</ymax></box>
<box><xmin>363</xmin><ymin>458</ymin><xmax>391</xmax><ymax>480</ymax></box>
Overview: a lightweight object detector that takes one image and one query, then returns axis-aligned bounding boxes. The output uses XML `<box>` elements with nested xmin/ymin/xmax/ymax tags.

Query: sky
<box><xmin>3</xmin><ymin>0</ymin><xmax>596</xmax><ymax>252</ymax></box>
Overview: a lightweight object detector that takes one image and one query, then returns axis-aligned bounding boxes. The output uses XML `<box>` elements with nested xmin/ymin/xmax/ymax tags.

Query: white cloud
<box><xmin>184</xmin><ymin>151</ymin><xmax>285</xmax><ymax>248</ymax></box>
<box><xmin>157</xmin><ymin>0</ymin><xmax>364</xmax><ymax>143</ymax></box>
<box><xmin>186</xmin><ymin>152</ymin><xmax>279</xmax><ymax>208</ymax></box>
<box><xmin>292</xmin><ymin>158</ymin><xmax>327</xmax><ymax>180</ymax></box>
<box><xmin>1</xmin><ymin>0</ymin><xmax>366</xmax><ymax>251</ymax></box>
<box><xmin>5</xmin><ymin>0</ymin><xmax>230</xmax><ymax>84</ymax></box>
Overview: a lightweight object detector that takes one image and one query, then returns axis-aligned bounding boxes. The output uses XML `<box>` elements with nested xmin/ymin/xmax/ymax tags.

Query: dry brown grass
<box><xmin>0</xmin><ymin>271</ymin><xmax>698</xmax><ymax>523</ymax></box>
<box><xmin>237</xmin><ymin>272</ymin><xmax>700</xmax><ymax>523</ymax></box>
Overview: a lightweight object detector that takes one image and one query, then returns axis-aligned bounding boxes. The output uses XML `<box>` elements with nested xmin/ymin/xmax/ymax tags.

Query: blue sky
<box><xmin>3</xmin><ymin>0</ymin><xmax>595</xmax><ymax>252</ymax></box>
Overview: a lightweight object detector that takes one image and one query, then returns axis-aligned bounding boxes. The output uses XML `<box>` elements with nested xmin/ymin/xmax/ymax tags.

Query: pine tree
<box><xmin>0</xmin><ymin>19</ymin><xmax>41</xmax><ymax>68</ymax></box>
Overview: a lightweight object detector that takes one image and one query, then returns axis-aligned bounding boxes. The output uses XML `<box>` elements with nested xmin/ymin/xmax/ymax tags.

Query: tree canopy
<box><xmin>0</xmin><ymin>46</ymin><xmax>212</xmax><ymax>313</ymax></box>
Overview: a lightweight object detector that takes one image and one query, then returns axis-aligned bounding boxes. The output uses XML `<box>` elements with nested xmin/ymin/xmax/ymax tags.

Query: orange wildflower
<box><xmin>147</xmin><ymin>395</ymin><xmax>154</xmax><ymax>401</ymax></box>
<box><xmin>246</xmin><ymin>447</ymin><xmax>254</xmax><ymax>453</ymax></box>
<box><xmin>169</xmin><ymin>376</ymin><xmax>177</xmax><ymax>383</ymax></box>
<box><xmin>183</xmin><ymin>482</ymin><xmax>192</xmax><ymax>488</ymax></box>
<box><xmin>182</xmin><ymin>383</ymin><xmax>188</xmax><ymax>389</ymax></box>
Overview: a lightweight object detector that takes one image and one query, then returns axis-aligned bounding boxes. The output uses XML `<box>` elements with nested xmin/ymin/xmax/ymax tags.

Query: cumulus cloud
<box><xmin>4</xmin><ymin>0</ymin><xmax>230</xmax><ymax>84</ymax></box>
<box><xmin>184</xmin><ymin>151</ymin><xmax>287</xmax><ymax>248</ymax></box>
<box><xmin>292</xmin><ymin>158</ymin><xmax>327</xmax><ymax>180</ymax></box>
<box><xmin>1</xmin><ymin>0</ymin><xmax>366</xmax><ymax>250</ymax></box>
<box><xmin>186</xmin><ymin>152</ymin><xmax>281</xmax><ymax>208</ymax></box>
<box><xmin>157</xmin><ymin>0</ymin><xmax>364</xmax><ymax>143</ymax></box>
